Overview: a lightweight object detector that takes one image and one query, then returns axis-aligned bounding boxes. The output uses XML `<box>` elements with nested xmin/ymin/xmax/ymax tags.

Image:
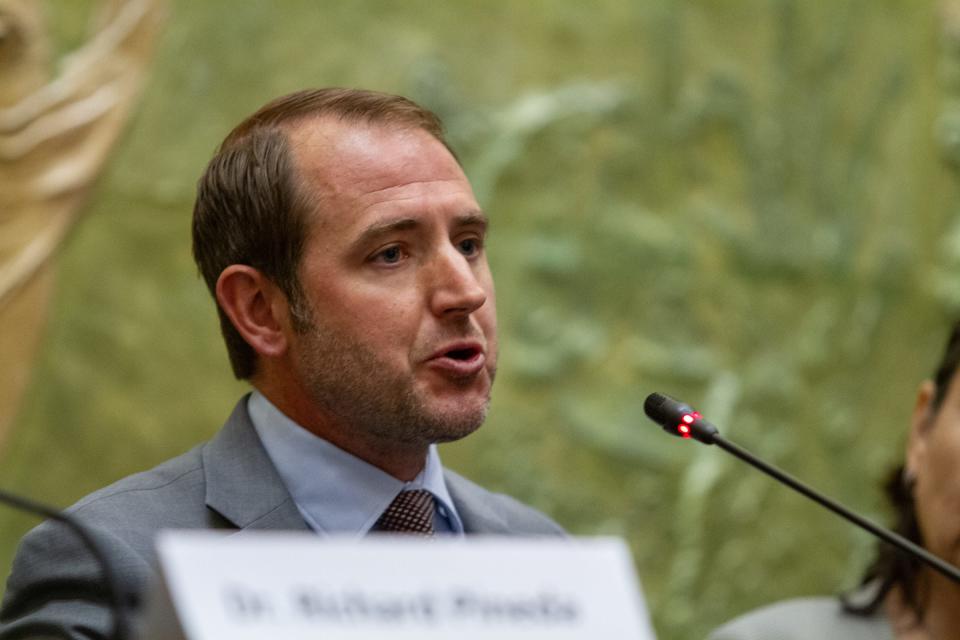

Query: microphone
<box><xmin>643</xmin><ymin>392</ymin><xmax>718</xmax><ymax>444</ymax></box>
<box><xmin>643</xmin><ymin>391</ymin><xmax>960</xmax><ymax>585</ymax></box>
<box><xmin>0</xmin><ymin>489</ymin><xmax>130</xmax><ymax>640</ymax></box>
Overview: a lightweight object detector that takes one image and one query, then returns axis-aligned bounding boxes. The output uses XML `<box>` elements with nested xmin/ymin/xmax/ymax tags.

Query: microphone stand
<box><xmin>710</xmin><ymin>434</ymin><xmax>960</xmax><ymax>585</ymax></box>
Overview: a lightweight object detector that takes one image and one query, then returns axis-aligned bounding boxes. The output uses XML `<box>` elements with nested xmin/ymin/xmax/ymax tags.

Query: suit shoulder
<box><xmin>66</xmin><ymin>443</ymin><xmax>206</xmax><ymax>516</ymax></box>
<box><xmin>443</xmin><ymin>469</ymin><xmax>565</xmax><ymax>535</ymax></box>
<box><xmin>706</xmin><ymin>597</ymin><xmax>894</xmax><ymax>640</ymax></box>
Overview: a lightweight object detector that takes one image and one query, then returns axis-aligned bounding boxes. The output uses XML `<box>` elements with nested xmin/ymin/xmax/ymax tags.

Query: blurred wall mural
<box><xmin>1</xmin><ymin>3</ymin><xmax>960</xmax><ymax>640</ymax></box>
<box><xmin>0</xmin><ymin>0</ymin><xmax>162</xmax><ymax>444</ymax></box>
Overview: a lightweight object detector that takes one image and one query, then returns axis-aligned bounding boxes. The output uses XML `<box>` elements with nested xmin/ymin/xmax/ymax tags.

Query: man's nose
<box><xmin>427</xmin><ymin>246</ymin><xmax>487</xmax><ymax>318</ymax></box>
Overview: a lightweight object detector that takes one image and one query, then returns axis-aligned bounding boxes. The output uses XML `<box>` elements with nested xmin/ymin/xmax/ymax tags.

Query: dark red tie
<box><xmin>371</xmin><ymin>489</ymin><xmax>435</xmax><ymax>535</ymax></box>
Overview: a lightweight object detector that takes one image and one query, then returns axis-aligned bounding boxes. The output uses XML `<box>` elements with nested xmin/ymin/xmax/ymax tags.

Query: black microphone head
<box><xmin>643</xmin><ymin>392</ymin><xmax>718</xmax><ymax>443</ymax></box>
<box><xmin>644</xmin><ymin>392</ymin><xmax>692</xmax><ymax>427</ymax></box>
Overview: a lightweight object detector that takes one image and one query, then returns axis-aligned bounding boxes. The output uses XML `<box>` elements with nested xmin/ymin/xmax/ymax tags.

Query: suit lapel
<box><xmin>444</xmin><ymin>469</ymin><xmax>511</xmax><ymax>534</ymax></box>
<box><xmin>201</xmin><ymin>396</ymin><xmax>309</xmax><ymax>532</ymax></box>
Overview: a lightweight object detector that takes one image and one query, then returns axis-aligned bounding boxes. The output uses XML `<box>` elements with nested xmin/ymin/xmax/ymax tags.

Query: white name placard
<box><xmin>143</xmin><ymin>531</ymin><xmax>656</xmax><ymax>640</ymax></box>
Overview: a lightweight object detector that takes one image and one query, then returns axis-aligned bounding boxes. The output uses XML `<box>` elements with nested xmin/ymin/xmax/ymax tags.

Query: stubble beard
<box><xmin>294</xmin><ymin>315</ymin><xmax>494</xmax><ymax>450</ymax></box>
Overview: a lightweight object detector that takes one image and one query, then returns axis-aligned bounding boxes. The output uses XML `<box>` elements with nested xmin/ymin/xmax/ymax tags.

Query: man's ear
<box><xmin>906</xmin><ymin>379</ymin><xmax>937</xmax><ymax>481</ymax></box>
<box><xmin>215</xmin><ymin>265</ymin><xmax>291</xmax><ymax>359</ymax></box>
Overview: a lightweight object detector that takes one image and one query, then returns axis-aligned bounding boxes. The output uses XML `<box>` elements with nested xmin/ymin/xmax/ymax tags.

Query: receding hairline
<box><xmin>218</xmin><ymin>88</ymin><xmax>451</xmax><ymax>153</ymax></box>
<box><xmin>280</xmin><ymin>115</ymin><xmax>467</xmax><ymax>213</ymax></box>
<box><xmin>222</xmin><ymin>112</ymin><xmax>463</xmax><ymax>205</ymax></box>
<box><xmin>275</xmin><ymin>112</ymin><xmax>447</xmax><ymax>152</ymax></box>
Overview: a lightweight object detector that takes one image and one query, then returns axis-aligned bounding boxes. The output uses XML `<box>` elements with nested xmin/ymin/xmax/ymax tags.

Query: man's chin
<box><xmin>417</xmin><ymin>400</ymin><xmax>489</xmax><ymax>444</ymax></box>
<box><xmin>429</xmin><ymin>422</ymin><xmax>484</xmax><ymax>444</ymax></box>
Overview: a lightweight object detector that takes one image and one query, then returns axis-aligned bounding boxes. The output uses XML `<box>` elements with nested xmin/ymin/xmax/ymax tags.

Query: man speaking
<box><xmin>0</xmin><ymin>88</ymin><xmax>564</xmax><ymax>638</ymax></box>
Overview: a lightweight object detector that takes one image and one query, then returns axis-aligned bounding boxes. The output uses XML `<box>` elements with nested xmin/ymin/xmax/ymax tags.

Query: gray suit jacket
<box><xmin>706</xmin><ymin>597</ymin><xmax>894</xmax><ymax>640</ymax></box>
<box><xmin>0</xmin><ymin>398</ymin><xmax>564</xmax><ymax>639</ymax></box>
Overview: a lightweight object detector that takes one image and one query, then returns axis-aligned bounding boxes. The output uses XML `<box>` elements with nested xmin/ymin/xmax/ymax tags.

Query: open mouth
<box><xmin>428</xmin><ymin>343</ymin><xmax>486</xmax><ymax>378</ymax></box>
<box><xmin>445</xmin><ymin>347</ymin><xmax>480</xmax><ymax>361</ymax></box>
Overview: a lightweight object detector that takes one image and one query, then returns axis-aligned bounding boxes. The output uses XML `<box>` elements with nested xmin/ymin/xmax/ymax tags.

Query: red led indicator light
<box><xmin>677</xmin><ymin>411</ymin><xmax>702</xmax><ymax>439</ymax></box>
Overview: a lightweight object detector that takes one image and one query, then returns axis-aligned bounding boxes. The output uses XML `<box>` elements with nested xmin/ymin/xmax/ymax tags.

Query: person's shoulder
<box><xmin>443</xmin><ymin>469</ymin><xmax>565</xmax><ymax>536</ymax></box>
<box><xmin>706</xmin><ymin>596</ymin><xmax>894</xmax><ymax>640</ymax></box>
<box><xmin>65</xmin><ymin>395</ymin><xmax>254</xmax><ymax>523</ymax></box>
<box><xmin>14</xmin><ymin>441</ymin><xmax>214</xmax><ymax>570</ymax></box>
<box><xmin>66</xmin><ymin>441</ymin><xmax>208</xmax><ymax>522</ymax></box>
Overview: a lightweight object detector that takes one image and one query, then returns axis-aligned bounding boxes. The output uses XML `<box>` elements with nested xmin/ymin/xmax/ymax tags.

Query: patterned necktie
<box><xmin>371</xmin><ymin>489</ymin><xmax>435</xmax><ymax>535</ymax></box>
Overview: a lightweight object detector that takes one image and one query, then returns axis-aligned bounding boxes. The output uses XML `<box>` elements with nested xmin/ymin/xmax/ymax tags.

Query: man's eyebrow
<box><xmin>352</xmin><ymin>218</ymin><xmax>421</xmax><ymax>248</ymax></box>
<box><xmin>454</xmin><ymin>212</ymin><xmax>490</xmax><ymax>231</ymax></box>
<box><xmin>352</xmin><ymin>212</ymin><xmax>490</xmax><ymax>248</ymax></box>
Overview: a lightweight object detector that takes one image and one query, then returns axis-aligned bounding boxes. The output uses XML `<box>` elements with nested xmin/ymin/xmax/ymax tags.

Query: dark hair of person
<box><xmin>191</xmin><ymin>88</ymin><xmax>454</xmax><ymax>379</ymax></box>
<box><xmin>842</xmin><ymin>320</ymin><xmax>960</xmax><ymax>618</ymax></box>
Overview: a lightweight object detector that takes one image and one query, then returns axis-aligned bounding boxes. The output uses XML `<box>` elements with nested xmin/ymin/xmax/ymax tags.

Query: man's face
<box><xmin>908</xmin><ymin>374</ymin><xmax>960</xmax><ymax>569</ymax></box>
<box><xmin>284</xmin><ymin>119</ymin><xmax>497</xmax><ymax>449</ymax></box>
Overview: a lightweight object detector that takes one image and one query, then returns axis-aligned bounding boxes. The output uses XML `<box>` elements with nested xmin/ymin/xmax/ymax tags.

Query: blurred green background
<box><xmin>4</xmin><ymin>1</ymin><xmax>960</xmax><ymax>638</ymax></box>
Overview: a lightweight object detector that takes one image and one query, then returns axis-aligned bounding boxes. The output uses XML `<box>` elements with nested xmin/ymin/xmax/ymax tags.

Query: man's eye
<box><xmin>458</xmin><ymin>237</ymin><xmax>482</xmax><ymax>256</ymax></box>
<box><xmin>373</xmin><ymin>246</ymin><xmax>405</xmax><ymax>264</ymax></box>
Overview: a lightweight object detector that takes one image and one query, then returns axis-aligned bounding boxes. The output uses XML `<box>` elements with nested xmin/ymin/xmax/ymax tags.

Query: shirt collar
<box><xmin>247</xmin><ymin>390</ymin><xmax>462</xmax><ymax>536</ymax></box>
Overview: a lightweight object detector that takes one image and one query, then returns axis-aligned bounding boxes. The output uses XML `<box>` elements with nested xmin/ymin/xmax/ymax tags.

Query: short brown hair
<box><xmin>192</xmin><ymin>88</ymin><xmax>454</xmax><ymax>379</ymax></box>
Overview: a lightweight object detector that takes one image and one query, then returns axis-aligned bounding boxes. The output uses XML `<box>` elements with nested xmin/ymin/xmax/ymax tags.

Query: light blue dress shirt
<box><xmin>247</xmin><ymin>391</ymin><xmax>464</xmax><ymax>535</ymax></box>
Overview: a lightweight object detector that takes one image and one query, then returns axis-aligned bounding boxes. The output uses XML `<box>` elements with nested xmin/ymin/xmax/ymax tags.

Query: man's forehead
<box><xmin>285</xmin><ymin>116</ymin><xmax>474</xmax><ymax>226</ymax></box>
<box><xmin>290</xmin><ymin>119</ymin><xmax>424</xmax><ymax>195</ymax></box>
<box><xmin>286</xmin><ymin>115</ymin><xmax>361</xmax><ymax>154</ymax></box>
<box><xmin>286</xmin><ymin>116</ymin><xmax>429</xmax><ymax>177</ymax></box>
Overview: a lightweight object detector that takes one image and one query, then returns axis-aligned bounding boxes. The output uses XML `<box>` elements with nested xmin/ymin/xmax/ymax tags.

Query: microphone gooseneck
<box><xmin>643</xmin><ymin>392</ymin><xmax>960</xmax><ymax>585</ymax></box>
<box><xmin>0</xmin><ymin>489</ymin><xmax>130</xmax><ymax>640</ymax></box>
